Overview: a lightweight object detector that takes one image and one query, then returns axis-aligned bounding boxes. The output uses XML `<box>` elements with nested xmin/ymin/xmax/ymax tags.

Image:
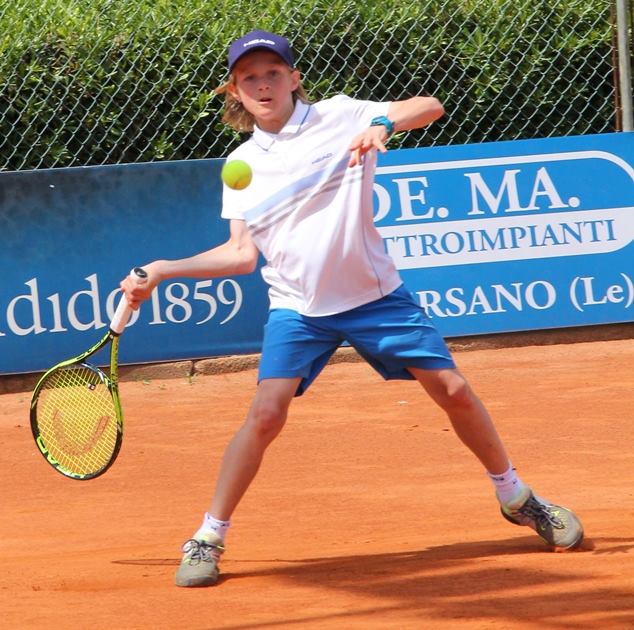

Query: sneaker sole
<box><xmin>175</xmin><ymin>573</ymin><xmax>219</xmax><ymax>588</ymax></box>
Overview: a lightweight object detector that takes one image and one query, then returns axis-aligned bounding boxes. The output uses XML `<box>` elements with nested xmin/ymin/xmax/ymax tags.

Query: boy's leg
<box><xmin>209</xmin><ymin>376</ymin><xmax>301</xmax><ymax>520</ymax></box>
<box><xmin>409</xmin><ymin>366</ymin><xmax>584</xmax><ymax>550</ymax></box>
<box><xmin>408</xmin><ymin>366</ymin><xmax>509</xmax><ymax>474</ymax></box>
<box><xmin>175</xmin><ymin>376</ymin><xmax>300</xmax><ymax>588</ymax></box>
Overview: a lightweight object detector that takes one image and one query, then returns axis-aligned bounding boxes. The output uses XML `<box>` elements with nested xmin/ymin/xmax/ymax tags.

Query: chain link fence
<box><xmin>0</xmin><ymin>0</ymin><xmax>629</xmax><ymax>172</ymax></box>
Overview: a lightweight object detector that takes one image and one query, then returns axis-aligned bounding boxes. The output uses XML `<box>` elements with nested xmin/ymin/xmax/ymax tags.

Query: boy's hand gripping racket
<box><xmin>30</xmin><ymin>268</ymin><xmax>148</xmax><ymax>480</ymax></box>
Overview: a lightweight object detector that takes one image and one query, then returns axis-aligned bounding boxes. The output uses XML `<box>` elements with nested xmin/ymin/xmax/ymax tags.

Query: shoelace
<box><xmin>182</xmin><ymin>539</ymin><xmax>225</xmax><ymax>565</ymax></box>
<box><xmin>518</xmin><ymin>496</ymin><xmax>565</xmax><ymax>530</ymax></box>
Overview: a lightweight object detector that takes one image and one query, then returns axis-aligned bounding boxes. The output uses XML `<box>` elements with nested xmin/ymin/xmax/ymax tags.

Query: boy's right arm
<box><xmin>120</xmin><ymin>219</ymin><xmax>258</xmax><ymax>310</ymax></box>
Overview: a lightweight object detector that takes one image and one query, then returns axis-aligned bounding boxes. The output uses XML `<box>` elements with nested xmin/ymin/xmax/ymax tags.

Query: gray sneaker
<box><xmin>501</xmin><ymin>489</ymin><xmax>584</xmax><ymax>550</ymax></box>
<box><xmin>174</xmin><ymin>532</ymin><xmax>225</xmax><ymax>587</ymax></box>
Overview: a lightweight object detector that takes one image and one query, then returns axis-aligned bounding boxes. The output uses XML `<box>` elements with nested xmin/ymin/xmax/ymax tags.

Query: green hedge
<box><xmin>0</xmin><ymin>0</ymin><xmax>615</xmax><ymax>170</ymax></box>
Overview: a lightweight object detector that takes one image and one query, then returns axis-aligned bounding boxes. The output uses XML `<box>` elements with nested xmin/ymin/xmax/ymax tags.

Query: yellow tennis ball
<box><xmin>221</xmin><ymin>159</ymin><xmax>253</xmax><ymax>190</ymax></box>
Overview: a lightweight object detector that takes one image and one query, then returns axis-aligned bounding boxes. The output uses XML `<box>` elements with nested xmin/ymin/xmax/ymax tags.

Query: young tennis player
<box><xmin>121</xmin><ymin>30</ymin><xmax>584</xmax><ymax>587</ymax></box>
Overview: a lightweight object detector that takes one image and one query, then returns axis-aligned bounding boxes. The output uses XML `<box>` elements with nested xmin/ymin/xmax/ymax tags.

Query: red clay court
<box><xmin>1</xmin><ymin>338</ymin><xmax>633</xmax><ymax>629</ymax></box>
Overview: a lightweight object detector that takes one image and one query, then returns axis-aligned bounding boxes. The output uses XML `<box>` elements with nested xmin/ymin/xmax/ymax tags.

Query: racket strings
<box><xmin>36</xmin><ymin>365</ymin><xmax>119</xmax><ymax>475</ymax></box>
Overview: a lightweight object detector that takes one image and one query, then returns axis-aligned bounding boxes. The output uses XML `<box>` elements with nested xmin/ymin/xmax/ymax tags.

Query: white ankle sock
<box><xmin>487</xmin><ymin>464</ymin><xmax>527</xmax><ymax>504</ymax></box>
<box><xmin>195</xmin><ymin>513</ymin><xmax>231</xmax><ymax>541</ymax></box>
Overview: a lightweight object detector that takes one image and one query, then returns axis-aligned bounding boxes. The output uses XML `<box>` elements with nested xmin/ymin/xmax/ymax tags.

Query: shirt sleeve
<box><xmin>220</xmin><ymin>146</ymin><xmax>251</xmax><ymax>221</ymax></box>
<box><xmin>220</xmin><ymin>187</ymin><xmax>248</xmax><ymax>221</ymax></box>
<box><xmin>327</xmin><ymin>94</ymin><xmax>391</xmax><ymax>129</ymax></box>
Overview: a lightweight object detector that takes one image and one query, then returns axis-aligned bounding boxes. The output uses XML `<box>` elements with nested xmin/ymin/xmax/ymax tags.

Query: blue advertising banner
<box><xmin>1</xmin><ymin>133</ymin><xmax>632</xmax><ymax>375</ymax></box>
<box><xmin>0</xmin><ymin>160</ymin><xmax>269</xmax><ymax>375</ymax></box>
<box><xmin>375</xmin><ymin>132</ymin><xmax>633</xmax><ymax>336</ymax></box>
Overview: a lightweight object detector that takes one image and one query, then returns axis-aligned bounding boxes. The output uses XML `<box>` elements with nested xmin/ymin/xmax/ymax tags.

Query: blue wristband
<box><xmin>370</xmin><ymin>116</ymin><xmax>395</xmax><ymax>136</ymax></box>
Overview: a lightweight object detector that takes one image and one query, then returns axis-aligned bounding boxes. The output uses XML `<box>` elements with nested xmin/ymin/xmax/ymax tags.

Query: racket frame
<box><xmin>29</xmin><ymin>267</ymin><xmax>146</xmax><ymax>480</ymax></box>
<box><xmin>30</xmin><ymin>329</ymin><xmax>124</xmax><ymax>480</ymax></box>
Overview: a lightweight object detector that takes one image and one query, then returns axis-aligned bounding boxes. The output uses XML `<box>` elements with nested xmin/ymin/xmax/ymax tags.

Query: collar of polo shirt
<box><xmin>253</xmin><ymin>100</ymin><xmax>313</xmax><ymax>150</ymax></box>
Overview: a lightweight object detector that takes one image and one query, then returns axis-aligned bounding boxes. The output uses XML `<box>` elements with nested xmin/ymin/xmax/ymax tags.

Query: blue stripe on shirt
<box><xmin>243</xmin><ymin>154</ymin><xmax>351</xmax><ymax>225</ymax></box>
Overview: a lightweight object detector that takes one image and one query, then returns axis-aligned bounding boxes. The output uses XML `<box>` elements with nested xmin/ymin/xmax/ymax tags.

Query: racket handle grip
<box><xmin>110</xmin><ymin>267</ymin><xmax>149</xmax><ymax>335</ymax></box>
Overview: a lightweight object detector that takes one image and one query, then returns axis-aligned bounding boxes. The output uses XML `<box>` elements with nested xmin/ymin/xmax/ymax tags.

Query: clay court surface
<box><xmin>1</xmin><ymin>338</ymin><xmax>633</xmax><ymax>629</ymax></box>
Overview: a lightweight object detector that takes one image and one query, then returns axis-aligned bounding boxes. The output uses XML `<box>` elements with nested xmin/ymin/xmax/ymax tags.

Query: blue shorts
<box><xmin>259</xmin><ymin>284</ymin><xmax>455</xmax><ymax>396</ymax></box>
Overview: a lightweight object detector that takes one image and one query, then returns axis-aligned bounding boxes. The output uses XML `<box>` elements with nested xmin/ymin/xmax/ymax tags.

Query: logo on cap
<box><xmin>244</xmin><ymin>38</ymin><xmax>276</xmax><ymax>48</ymax></box>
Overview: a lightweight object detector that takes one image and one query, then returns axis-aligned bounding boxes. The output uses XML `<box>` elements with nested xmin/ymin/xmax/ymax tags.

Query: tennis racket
<box><xmin>30</xmin><ymin>267</ymin><xmax>147</xmax><ymax>480</ymax></box>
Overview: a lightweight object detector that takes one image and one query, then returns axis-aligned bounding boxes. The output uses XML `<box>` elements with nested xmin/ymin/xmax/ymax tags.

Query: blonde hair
<box><xmin>215</xmin><ymin>74</ymin><xmax>310</xmax><ymax>133</ymax></box>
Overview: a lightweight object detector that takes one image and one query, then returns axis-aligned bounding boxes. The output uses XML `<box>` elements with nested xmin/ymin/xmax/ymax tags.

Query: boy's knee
<box><xmin>441</xmin><ymin>378</ymin><xmax>477</xmax><ymax>411</ymax></box>
<box><xmin>248</xmin><ymin>402</ymin><xmax>287</xmax><ymax>438</ymax></box>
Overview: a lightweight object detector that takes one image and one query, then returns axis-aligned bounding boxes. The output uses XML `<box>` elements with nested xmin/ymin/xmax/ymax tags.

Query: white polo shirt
<box><xmin>221</xmin><ymin>95</ymin><xmax>402</xmax><ymax>316</ymax></box>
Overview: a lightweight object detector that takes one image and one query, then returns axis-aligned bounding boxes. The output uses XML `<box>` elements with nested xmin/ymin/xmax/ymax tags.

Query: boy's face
<box><xmin>229</xmin><ymin>50</ymin><xmax>300</xmax><ymax>133</ymax></box>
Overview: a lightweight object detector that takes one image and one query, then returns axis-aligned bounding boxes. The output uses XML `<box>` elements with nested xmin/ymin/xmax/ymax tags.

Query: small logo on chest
<box><xmin>311</xmin><ymin>152</ymin><xmax>333</xmax><ymax>164</ymax></box>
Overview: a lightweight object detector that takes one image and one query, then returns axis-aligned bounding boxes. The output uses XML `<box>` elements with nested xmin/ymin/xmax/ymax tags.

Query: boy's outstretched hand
<box><xmin>348</xmin><ymin>125</ymin><xmax>390</xmax><ymax>167</ymax></box>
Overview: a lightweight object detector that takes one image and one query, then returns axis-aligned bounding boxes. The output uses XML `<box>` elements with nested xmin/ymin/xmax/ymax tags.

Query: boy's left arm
<box><xmin>348</xmin><ymin>96</ymin><xmax>444</xmax><ymax>167</ymax></box>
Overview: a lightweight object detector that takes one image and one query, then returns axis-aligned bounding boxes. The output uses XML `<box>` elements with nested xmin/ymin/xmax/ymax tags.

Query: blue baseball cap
<box><xmin>228</xmin><ymin>30</ymin><xmax>295</xmax><ymax>72</ymax></box>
